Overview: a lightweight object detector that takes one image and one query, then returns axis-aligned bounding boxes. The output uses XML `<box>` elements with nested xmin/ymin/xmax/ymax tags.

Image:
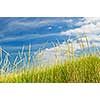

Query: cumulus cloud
<box><xmin>60</xmin><ymin>17</ymin><xmax>100</xmax><ymax>48</ymax></box>
<box><xmin>61</xmin><ymin>23</ymin><xmax>100</xmax><ymax>34</ymax></box>
<box><xmin>61</xmin><ymin>17</ymin><xmax>100</xmax><ymax>35</ymax></box>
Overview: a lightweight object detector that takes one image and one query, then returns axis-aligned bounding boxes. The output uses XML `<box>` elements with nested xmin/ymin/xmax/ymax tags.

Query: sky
<box><xmin>0</xmin><ymin>17</ymin><xmax>100</xmax><ymax>58</ymax></box>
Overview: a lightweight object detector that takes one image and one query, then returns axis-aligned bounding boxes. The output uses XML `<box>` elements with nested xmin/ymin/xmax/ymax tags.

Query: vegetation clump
<box><xmin>0</xmin><ymin>34</ymin><xmax>100</xmax><ymax>83</ymax></box>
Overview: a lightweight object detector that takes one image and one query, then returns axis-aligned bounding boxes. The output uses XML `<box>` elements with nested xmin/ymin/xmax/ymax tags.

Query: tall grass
<box><xmin>0</xmin><ymin>34</ymin><xmax>100</xmax><ymax>83</ymax></box>
<box><xmin>0</xmin><ymin>54</ymin><xmax>100</xmax><ymax>83</ymax></box>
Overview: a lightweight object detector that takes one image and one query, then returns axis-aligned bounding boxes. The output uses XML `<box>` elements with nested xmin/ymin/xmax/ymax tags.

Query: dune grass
<box><xmin>0</xmin><ymin>34</ymin><xmax>100</xmax><ymax>83</ymax></box>
<box><xmin>0</xmin><ymin>54</ymin><xmax>100</xmax><ymax>83</ymax></box>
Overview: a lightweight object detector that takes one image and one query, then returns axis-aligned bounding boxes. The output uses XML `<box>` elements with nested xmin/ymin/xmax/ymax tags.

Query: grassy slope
<box><xmin>0</xmin><ymin>54</ymin><xmax>100</xmax><ymax>83</ymax></box>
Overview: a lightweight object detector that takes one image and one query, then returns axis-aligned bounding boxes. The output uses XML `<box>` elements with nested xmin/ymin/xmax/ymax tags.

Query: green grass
<box><xmin>0</xmin><ymin>54</ymin><xmax>100</xmax><ymax>83</ymax></box>
<box><xmin>0</xmin><ymin>34</ymin><xmax>100</xmax><ymax>83</ymax></box>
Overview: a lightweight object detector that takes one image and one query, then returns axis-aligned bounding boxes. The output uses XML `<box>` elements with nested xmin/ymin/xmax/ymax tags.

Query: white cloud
<box><xmin>0</xmin><ymin>33</ymin><xmax>59</xmax><ymax>42</ymax></box>
<box><xmin>84</xmin><ymin>17</ymin><xmax>100</xmax><ymax>23</ymax></box>
<box><xmin>61</xmin><ymin>17</ymin><xmax>100</xmax><ymax>35</ymax></box>
<box><xmin>61</xmin><ymin>23</ymin><xmax>100</xmax><ymax>34</ymax></box>
<box><xmin>63</xmin><ymin>19</ymin><xmax>73</xmax><ymax>23</ymax></box>
<box><xmin>8</xmin><ymin>18</ymin><xmax>74</xmax><ymax>30</ymax></box>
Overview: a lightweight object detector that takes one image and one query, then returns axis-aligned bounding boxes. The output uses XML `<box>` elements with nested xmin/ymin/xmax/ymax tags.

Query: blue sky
<box><xmin>0</xmin><ymin>17</ymin><xmax>100</xmax><ymax>57</ymax></box>
<box><xmin>0</xmin><ymin>17</ymin><xmax>82</xmax><ymax>54</ymax></box>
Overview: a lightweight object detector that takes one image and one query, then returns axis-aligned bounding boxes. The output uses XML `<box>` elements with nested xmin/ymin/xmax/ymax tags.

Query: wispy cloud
<box><xmin>0</xmin><ymin>17</ymin><xmax>78</xmax><ymax>49</ymax></box>
<box><xmin>0</xmin><ymin>33</ymin><xmax>60</xmax><ymax>43</ymax></box>
<box><xmin>8</xmin><ymin>18</ymin><xmax>75</xmax><ymax>29</ymax></box>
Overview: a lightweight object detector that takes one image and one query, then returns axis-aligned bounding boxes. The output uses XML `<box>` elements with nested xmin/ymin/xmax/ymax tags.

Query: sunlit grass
<box><xmin>0</xmin><ymin>54</ymin><xmax>100</xmax><ymax>83</ymax></box>
<box><xmin>0</xmin><ymin>34</ymin><xmax>100</xmax><ymax>83</ymax></box>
